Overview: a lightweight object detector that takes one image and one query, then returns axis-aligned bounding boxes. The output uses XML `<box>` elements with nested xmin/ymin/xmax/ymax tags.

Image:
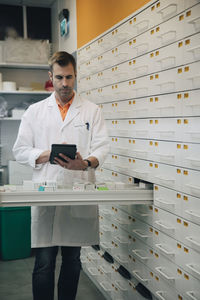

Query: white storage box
<box><xmin>4</xmin><ymin>39</ymin><xmax>50</xmax><ymax>64</ymax></box>
<box><xmin>11</xmin><ymin>109</ymin><xmax>25</xmax><ymax>119</ymax></box>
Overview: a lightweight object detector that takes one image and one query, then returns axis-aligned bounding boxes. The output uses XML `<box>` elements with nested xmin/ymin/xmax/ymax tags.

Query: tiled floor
<box><xmin>0</xmin><ymin>254</ymin><xmax>106</xmax><ymax>300</ymax></box>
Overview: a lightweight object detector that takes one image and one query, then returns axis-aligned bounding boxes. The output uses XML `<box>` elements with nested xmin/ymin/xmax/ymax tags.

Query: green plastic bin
<box><xmin>0</xmin><ymin>207</ymin><xmax>31</xmax><ymax>260</ymax></box>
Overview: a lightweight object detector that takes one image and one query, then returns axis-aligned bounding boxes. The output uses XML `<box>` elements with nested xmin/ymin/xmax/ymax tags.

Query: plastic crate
<box><xmin>0</xmin><ymin>207</ymin><xmax>31</xmax><ymax>260</ymax></box>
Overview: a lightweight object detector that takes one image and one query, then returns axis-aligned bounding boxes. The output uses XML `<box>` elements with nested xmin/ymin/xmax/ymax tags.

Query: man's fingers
<box><xmin>54</xmin><ymin>156</ymin><xmax>68</xmax><ymax>167</ymax></box>
<box><xmin>58</xmin><ymin>153</ymin><xmax>71</xmax><ymax>162</ymax></box>
<box><xmin>76</xmin><ymin>152</ymin><xmax>82</xmax><ymax>160</ymax></box>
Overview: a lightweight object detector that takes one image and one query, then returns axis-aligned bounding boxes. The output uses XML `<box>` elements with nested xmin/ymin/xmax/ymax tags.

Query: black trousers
<box><xmin>32</xmin><ymin>246</ymin><xmax>81</xmax><ymax>300</ymax></box>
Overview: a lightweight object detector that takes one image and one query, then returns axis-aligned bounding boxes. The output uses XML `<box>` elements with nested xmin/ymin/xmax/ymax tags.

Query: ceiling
<box><xmin>0</xmin><ymin>0</ymin><xmax>55</xmax><ymax>7</ymax></box>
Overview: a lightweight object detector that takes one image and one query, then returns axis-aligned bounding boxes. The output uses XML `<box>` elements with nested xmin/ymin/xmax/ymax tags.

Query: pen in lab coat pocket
<box><xmin>74</xmin><ymin>123</ymin><xmax>90</xmax><ymax>129</ymax></box>
<box><xmin>85</xmin><ymin>122</ymin><xmax>89</xmax><ymax>130</ymax></box>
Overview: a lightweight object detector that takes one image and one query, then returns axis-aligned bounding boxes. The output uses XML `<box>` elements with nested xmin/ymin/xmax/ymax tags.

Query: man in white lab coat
<box><xmin>13</xmin><ymin>51</ymin><xmax>109</xmax><ymax>300</ymax></box>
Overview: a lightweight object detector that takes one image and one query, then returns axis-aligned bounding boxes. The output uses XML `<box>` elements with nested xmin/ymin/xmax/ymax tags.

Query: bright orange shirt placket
<box><xmin>56</xmin><ymin>94</ymin><xmax>74</xmax><ymax>121</ymax></box>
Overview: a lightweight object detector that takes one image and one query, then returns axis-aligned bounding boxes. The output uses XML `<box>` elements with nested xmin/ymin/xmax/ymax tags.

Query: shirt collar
<box><xmin>56</xmin><ymin>92</ymin><xmax>75</xmax><ymax>109</ymax></box>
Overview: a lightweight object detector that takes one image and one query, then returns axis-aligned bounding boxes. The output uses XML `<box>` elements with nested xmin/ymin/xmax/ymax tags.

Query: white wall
<box><xmin>51</xmin><ymin>0</ymin><xmax>59</xmax><ymax>53</ymax></box>
<box><xmin>52</xmin><ymin>0</ymin><xmax>77</xmax><ymax>54</ymax></box>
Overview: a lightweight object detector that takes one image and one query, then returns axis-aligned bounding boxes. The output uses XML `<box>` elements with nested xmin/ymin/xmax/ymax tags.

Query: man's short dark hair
<box><xmin>48</xmin><ymin>51</ymin><xmax>76</xmax><ymax>73</ymax></box>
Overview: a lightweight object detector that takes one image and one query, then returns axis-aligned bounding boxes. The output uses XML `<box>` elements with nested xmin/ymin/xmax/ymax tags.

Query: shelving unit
<box><xmin>0</xmin><ymin>91</ymin><xmax>51</xmax><ymax>95</ymax></box>
<box><xmin>0</xmin><ymin>63</ymin><xmax>51</xmax><ymax>185</ymax></box>
<box><xmin>0</xmin><ymin>63</ymin><xmax>49</xmax><ymax>69</ymax></box>
<box><xmin>1</xmin><ymin>117</ymin><xmax>30</xmax><ymax>121</ymax></box>
<box><xmin>77</xmin><ymin>0</ymin><xmax>200</xmax><ymax>299</ymax></box>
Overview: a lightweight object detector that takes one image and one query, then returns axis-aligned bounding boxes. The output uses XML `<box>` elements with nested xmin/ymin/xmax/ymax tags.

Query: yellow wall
<box><xmin>76</xmin><ymin>0</ymin><xmax>151</xmax><ymax>48</ymax></box>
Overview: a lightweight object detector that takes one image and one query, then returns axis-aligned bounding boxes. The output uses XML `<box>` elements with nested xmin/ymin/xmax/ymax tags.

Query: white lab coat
<box><xmin>13</xmin><ymin>92</ymin><xmax>109</xmax><ymax>247</ymax></box>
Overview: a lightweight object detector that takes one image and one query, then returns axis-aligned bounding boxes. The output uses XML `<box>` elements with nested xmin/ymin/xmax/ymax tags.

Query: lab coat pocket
<box><xmin>73</xmin><ymin>118</ymin><xmax>90</xmax><ymax>134</ymax></box>
<box><xmin>70</xmin><ymin>205</ymin><xmax>98</xmax><ymax>219</ymax></box>
<box><xmin>73</xmin><ymin>121</ymin><xmax>90</xmax><ymax>154</ymax></box>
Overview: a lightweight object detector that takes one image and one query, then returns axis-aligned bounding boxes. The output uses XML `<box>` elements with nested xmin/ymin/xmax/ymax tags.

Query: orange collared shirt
<box><xmin>56</xmin><ymin>93</ymin><xmax>74</xmax><ymax>121</ymax></box>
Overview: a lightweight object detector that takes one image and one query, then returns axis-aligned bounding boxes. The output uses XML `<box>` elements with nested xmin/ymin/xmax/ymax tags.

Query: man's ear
<box><xmin>48</xmin><ymin>71</ymin><xmax>53</xmax><ymax>81</ymax></box>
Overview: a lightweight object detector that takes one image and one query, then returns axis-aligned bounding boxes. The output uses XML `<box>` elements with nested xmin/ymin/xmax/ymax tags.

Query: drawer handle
<box><xmin>156</xmin><ymin>291</ymin><xmax>167</xmax><ymax>300</ymax></box>
<box><xmin>132</xmin><ymin>270</ymin><xmax>149</xmax><ymax>282</ymax></box>
<box><xmin>186</xmin><ymin>236</ymin><xmax>200</xmax><ymax>248</ymax></box>
<box><xmin>188</xmin><ymin>16</ymin><xmax>200</xmax><ymax>25</ymax></box>
<box><xmin>87</xmin><ymin>267</ymin><xmax>99</xmax><ymax>276</ymax></box>
<box><xmin>99</xmin><ymin>282</ymin><xmax>112</xmax><ymax>291</ymax></box>
<box><xmin>157</xmin><ymin>56</ymin><xmax>175</xmax><ymax>64</ymax></box>
<box><xmin>186</xmin><ymin>264</ymin><xmax>200</xmax><ymax>276</ymax></box>
<box><xmin>158</xmin><ymin>30</ymin><xmax>176</xmax><ymax>38</ymax></box>
<box><xmin>135</xmin><ymin>130</ymin><xmax>148</xmax><ymax>134</ymax></box>
<box><xmin>100</xmin><ymin>242</ymin><xmax>113</xmax><ymax>250</ymax></box>
<box><xmin>155</xmin><ymin>244</ymin><xmax>175</xmax><ymax>255</ymax></box>
<box><xmin>185</xmin><ymin>210</ymin><xmax>200</xmax><ymax>220</ymax></box>
<box><xmin>135</xmin><ymin>211</ymin><xmax>151</xmax><ymax>217</ymax></box>
<box><xmin>186</xmin><ymin>291</ymin><xmax>198</xmax><ymax>300</ymax></box>
<box><xmin>156</xmin><ymin>130</ymin><xmax>175</xmax><ymax>135</ymax></box>
<box><xmin>156</xmin><ymin>81</ymin><xmax>175</xmax><ymax>90</ymax></box>
<box><xmin>135</xmin><ymin>42</ymin><xmax>148</xmax><ymax>50</ymax></box>
<box><xmin>186</xmin><ymin>184</ymin><xmax>200</xmax><ymax>195</ymax></box>
<box><xmin>185</xmin><ymin>104</ymin><xmax>200</xmax><ymax>109</ymax></box>
<box><xmin>135</xmin><ymin>19</ymin><xmax>149</xmax><ymax>29</ymax></box>
<box><xmin>156</xmin><ymin>175</ymin><xmax>173</xmax><ymax>186</ymax></box>
<box><xmin>115</xmin><ymin>254</ymin><xmax>128</xmax><ymax>264</ymax></box>
<box><xmin>132</xmin><ymin>229</ymin><xmax>151</xmax><ymax>238</ymax></box>
<box><xmin>87</xmin><ymin>252</ymin><xmax>99</xmax><ymax>260</ymax></box>
<box><xmin>132</xmin><ymin>249</ymin><xmax>150</xmax><ymax>260</ymax></box>
<box><xmin>188</xmin><ymin>75</ymin><xmax>200</xmax><ymax>81</ymax></box>
<box><xmin>155</xmin><ymin>220</ymin><xmax>174</xmax><ymax>231</ymax></box>
<box><xmin>155</xmin><ymin>198</ymin><xmax>175</xmax><ymax>208</ymax></box>
<box><xmin>187</xmin><ymin>45</ymin><xmax>200</xmax><ymax>53</ymax></box>
<box><xmin>134</xmin><ymin>65</ymin><xmax>148</xmax><ymax>73</ymax></box>
<box><xmin>114</xmin><ymin>280</ymin><xmax>128</xmax><ymax>291</ymax></box>
<box><xmin>186</xmin><ymin>158</ymin><xmax>200</xmax><ymax>167</ymax></box>
<box><xmin>114</xmin><ymin>236</ymin><xmax>128</xmax><ymax>244</ymax></box>
<box><xmin>156</xmin><ymin>3</ymin><xmax>177</xmax><ymax>15</ymax></box>
<box><xmin>156</xmin><ymin>153</ymin><xmax>175</xmax><ymax>160</ymax></box>
<box><xmin>115</xmin><ymin>217</ymin><xmax>130</xmax><ymax>225</ymax></box>
<box><xmin>155</xmin><ymin>267</ymin><xmax>175</xmax><ymax>280</ymax></box>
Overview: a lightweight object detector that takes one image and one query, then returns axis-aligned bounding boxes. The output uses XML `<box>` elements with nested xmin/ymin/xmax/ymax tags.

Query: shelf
<box><xmin>0</xmin><ymin>118</ymin><xmax>21</xmax><ymax>121</ymax></box>
<box><xmin>0</xmin><ymin>63</ymin><xmax>49</xmax><ymax>70</ymax></box>
<box><xmin>0</xmin><ymin>188</ymin><xmax>153</xmax><ymax>207</ymax></box>
<box><xmin>0</xmin><ymin>90</ymin><xmax>51</xmax><ymax>95</ymax></box>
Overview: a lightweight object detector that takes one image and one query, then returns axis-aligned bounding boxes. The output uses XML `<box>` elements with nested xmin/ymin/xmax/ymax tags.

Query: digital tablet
<box><xmin>49</xmin><ymin>144</ymin><xmax>77</xmax><ymax>164</ymax></box>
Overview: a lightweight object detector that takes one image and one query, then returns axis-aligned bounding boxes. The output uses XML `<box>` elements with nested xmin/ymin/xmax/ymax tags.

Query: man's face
<box><xmin>49</xmin><ymin>62</ymin><xmax>76</xmax><ymax>102</ymax></box>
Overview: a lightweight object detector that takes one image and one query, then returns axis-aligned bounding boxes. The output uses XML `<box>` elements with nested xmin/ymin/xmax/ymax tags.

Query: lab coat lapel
<box><xmin>47</xmin><ymin>92</ymin><xmax>64</xmax><ymax>127</ymax></box>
